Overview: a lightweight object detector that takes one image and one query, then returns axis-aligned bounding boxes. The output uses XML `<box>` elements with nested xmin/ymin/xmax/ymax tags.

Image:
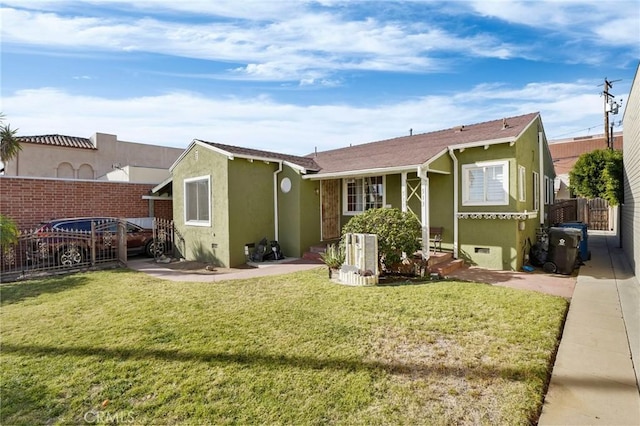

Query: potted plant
<box><xmin>320</xmin><ymin>243</ymin><xmax>344</xmax><ymax>278</ymax></box>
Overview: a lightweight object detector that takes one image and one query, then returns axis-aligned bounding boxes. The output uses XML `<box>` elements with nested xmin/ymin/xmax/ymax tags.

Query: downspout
<box><xmin>538</xmin><ymin>132</ymin><xmax>545</xmax><ymax>227</ymax></box>
<box><xmin>448</xmin><ymin>148</ymin><xmax>459</xmax><ymax>259</ymax></box>
<box><xmin>273</xmin><ymin>161</ymin><xmax>283</xmax><ymax>241</ymax></box>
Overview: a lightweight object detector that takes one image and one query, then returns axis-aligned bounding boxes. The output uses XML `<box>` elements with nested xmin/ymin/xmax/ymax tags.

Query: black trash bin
<box><xmin>543</xmin><ymin>227</ymin><xmax>582</xmax><ymax>275</ymax></box>
<box><xmin>558</xmin><ymin>221</ymin><xmax>589</xmax><ymax>261</ymax></box>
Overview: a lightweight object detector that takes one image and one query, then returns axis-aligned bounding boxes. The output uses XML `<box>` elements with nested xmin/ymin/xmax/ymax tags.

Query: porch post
<box><xmin>401</xmin><ymin>172</ymin><xmax>408</xmax><ymax>212</ymax></box>
<box><xmin>420</xmin><ymin>167</ymin><xmax>430</xmax><ymax>260</ymax></box>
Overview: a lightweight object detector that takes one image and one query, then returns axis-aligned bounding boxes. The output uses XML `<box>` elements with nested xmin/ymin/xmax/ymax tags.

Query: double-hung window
<box><xmin>462</xmin><ymin>160</ymin><xmax>509</xmax><ymax>206</ymax></box>
<box><xmin>343</xmin><ymin>176</ymin><xmax>384</xmax><ymax>214</ymax></box>
<box><xmin>544</xmin><ymin>175</ymin><xmax>554</xmax><ymax>205</ymax></box>
<box><xmin>533</xmin><ymin>171</ymin><xmax>540</xmax><ymax>211</ymax></box>
<box><xmin>518</xmin><ymin>165</ymin><xmax>526</xmax><ymax>202</ymax></box>
<box><xmin>184</xmin><ymin>175</ymin><xmax>211</xmax><ymax>226</ymax></box>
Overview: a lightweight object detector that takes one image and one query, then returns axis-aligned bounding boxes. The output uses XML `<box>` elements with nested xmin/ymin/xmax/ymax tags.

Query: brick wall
<box><xmin>153</xmin><ymin>199</ymin><xmax>173</xmax><ymax>222</ymax></box>
<box><xmin>0</xmin><ymin>176</ymin><xmax>173</xmax><ymax>230</ymax></box>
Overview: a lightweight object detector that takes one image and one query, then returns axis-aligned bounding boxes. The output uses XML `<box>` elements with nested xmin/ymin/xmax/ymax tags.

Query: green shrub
<box><xmin>342</xmin><ymin>208</ymin><xmax>421</xmax><ymax>270</ymax></box>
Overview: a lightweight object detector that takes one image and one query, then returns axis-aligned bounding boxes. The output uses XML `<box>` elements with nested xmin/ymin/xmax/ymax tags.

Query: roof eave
<box><xmin>199</xmin><ymin>141</ymin><xmax>315</xmax><ymax>172</ymax></box>
<box><xmin>447</xmin><ymin>113</ymin><xmax>540</xmax><ymax>151</ymax></box>
<box><xmin>151</xmin><ymin>175</ymin><xmax>173</xmax><ymax>194</ymax></box>
<box><xmin>169</xmin><ymin>139</ymin><xmax>211</xmax><ymax>172</ymax></box>
<box><xmin>449</xmin><ymin>135</ymin><xmax>517</xmax><ymax>151</ymax></box>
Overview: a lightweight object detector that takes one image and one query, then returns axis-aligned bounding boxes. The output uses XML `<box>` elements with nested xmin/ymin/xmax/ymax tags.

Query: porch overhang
<box><xmin>302</xmin><ymin>165</ymin><xmax>419</xmax><ymax>180</ymax></box>
<box><xmin>151</xmin><ymin>176</ymin><xmax>173</xmax><ymax>195</ymax></box>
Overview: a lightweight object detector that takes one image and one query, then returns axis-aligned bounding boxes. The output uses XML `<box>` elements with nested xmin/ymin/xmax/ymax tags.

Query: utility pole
<box><xmin>604</xmin><ymin>78</ymin><xmax>612</xmax><ymax>148</ymax></box>
<box><xmin>602</xmin><ymin>78</ymin><xmax>620</xmax><ymax>149</ymax></box>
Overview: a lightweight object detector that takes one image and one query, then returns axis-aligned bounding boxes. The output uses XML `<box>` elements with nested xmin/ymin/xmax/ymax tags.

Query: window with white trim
<box><xmin>462</xmin><ymin>160</ymin><xmax>509</xmax><ymax>206</ymax></box>
<box><xmin>544</xmin><ymin>175</ymin><xmax>552</xmax><ymax>205</ymax></box>
<box><xmin>343</xmin><ymin>176</ymin><xmax>384</xmax><ymax>214</ymax></box>
<box><xmin>184</xmin><ymin>175</ymin><xmax>211</xmax><ymax>226</ymax></box>
<box><xmin>533</xmin><ymin>171</ymin><xmax>539</xmax><ymax>211</ymax></box>
<box><xmin>546</xmin><ymin>175</ymin><xmax>554</xmax><ymax>205</ymax></box>
<box><xmin>518</xmin><ymin>165</ymin><xmax>526</xmax><ymax>202</ymax></box>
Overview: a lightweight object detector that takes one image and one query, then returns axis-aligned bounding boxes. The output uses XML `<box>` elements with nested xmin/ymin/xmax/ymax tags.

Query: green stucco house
<box><xmin>161</xmin><ymin>112</ymin><xmax>555</xmax><ymax>271</ymax></box>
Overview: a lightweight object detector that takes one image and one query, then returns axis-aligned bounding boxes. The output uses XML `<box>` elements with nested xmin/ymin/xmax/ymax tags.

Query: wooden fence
<box><xmin>549</xmin><ymin>198</ymin><xmax>610</xmax><ymax>231</ymax></box>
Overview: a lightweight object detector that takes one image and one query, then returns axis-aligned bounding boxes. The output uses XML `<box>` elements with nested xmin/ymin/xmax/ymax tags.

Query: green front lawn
<box><xmin>1</xmin><ymin>268</ymin><xmax>567</xmax><ymax>425</ymax></box>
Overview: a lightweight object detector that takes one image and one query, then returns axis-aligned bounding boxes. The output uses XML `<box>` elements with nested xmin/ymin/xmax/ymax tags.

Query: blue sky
<box><xmin>1</xmin><ymin>0</ymin><xmax>638</xmax><ymax>155</ymax></box>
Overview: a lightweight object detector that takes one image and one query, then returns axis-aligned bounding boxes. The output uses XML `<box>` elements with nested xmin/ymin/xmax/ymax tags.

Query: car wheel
<box><xmin>146</xmin><ymin>240</ymin><xmax>165</xmax><ymax>257</ymax></box>
<box><xmin>58</xmin><ymin>245</ymin><xmax>84</xmax><ymax>266</ymax></box>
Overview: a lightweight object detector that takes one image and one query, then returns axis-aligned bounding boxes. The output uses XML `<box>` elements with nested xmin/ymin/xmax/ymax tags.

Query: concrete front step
<box><xmin>305</xmin><ymin>241</ymin><xmax>341</xmax><ymax>260</ymax></box>
<box><xmin>427</xmin><ymin>251</ymin><xmax>453</xmax><ymax>267</ymax></box>
<box><xmin>430</xmin><ymin>259</ymin><xmax>465</xmax><ymax>276</ymax></box>
<box><xmin>308</xmin><ymin>245</ymin><xmax>328</xmax><ymax>254</ymax></box>
<box><xmin>302</xmin><ymin>251</ymin><xmax>324</xmax><ymax>261</ymax></box>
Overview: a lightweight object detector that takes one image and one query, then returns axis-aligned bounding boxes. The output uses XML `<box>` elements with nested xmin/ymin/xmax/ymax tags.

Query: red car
<box><xmin>27</xmin><ymin>217</ymin><xmax>166</xmax><ymax>266</ymax></box>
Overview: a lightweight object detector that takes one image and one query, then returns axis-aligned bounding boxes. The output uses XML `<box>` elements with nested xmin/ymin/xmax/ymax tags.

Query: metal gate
<box><xmin>152</xmin><ymin>218</ymin><xmax>184</xmax><ymax>259</ymax></box>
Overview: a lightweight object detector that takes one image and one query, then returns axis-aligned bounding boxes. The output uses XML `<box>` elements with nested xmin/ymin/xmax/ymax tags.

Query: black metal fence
<box><xmin>1</xmin><ymin>218</ymin><xmax>184</xmax><ymax>282</ymax></box>
<box><xmin>1</xmin><ymin>220</ymin><xmax>126</xmax><ymax>282</ymax></box>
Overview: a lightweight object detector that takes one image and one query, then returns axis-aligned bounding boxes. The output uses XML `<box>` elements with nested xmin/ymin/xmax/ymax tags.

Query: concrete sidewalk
<box><xmin>127</xmin><ymin>256</ymin><xmax>325</xmax><ymax>282</ymax></box>
<box><xmin>539</xmin><ymin>234</ymin><xmax>640</xmax><ymax>425</ymax></box>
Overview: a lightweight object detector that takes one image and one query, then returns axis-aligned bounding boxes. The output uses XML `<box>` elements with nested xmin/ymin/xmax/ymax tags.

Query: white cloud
<box><xmin>0</xmin><ymin>5</ymin><xmax>526</xmax><ymax>82</ymax></box>
<box><xmin>3</xmin><ymin>80</ymin><xmax>621</xmax><ymax>156</ymax></box>
<box><xmin>469</xmin><ymin>0</ymin><xmax>640</xmax><ymax>48</ymax></box>
<box><xmin>0</xmin><ymin>0</ymin><xmax>305</xmax><ymax>21</ymax></box>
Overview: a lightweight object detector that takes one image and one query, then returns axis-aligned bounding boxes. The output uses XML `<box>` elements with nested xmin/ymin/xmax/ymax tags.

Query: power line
<box><xmin>550</xmin><ymin>123</ymin><xmax>607</xmax><ymax>140</ymax></box>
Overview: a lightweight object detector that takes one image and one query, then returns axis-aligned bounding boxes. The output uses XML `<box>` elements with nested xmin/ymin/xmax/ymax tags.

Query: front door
<box><xmin>321</xmin><ymin>179</ymin><xmax>341</xmax><ymax>240</ymax></box>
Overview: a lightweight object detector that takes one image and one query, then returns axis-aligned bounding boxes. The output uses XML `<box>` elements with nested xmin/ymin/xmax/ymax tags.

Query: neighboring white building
<box><xmin>99</xmin><ymin>165</ymin><xmax>171</xmax><ymax>184</ymax></box>
<box><xmin>2</xmin><ymin>132</ymin><xmax>184</xmax><ymax>183</ymax></box>
<box><xmin>622</xmin><ymin>63</ymin><xmax>640</xmax><ymax>277</ymax></box>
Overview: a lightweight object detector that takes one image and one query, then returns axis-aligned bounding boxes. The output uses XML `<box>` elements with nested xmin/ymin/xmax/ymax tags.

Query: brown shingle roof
<box><xmin>193</xmin><ymin>112</ymin><xmax>539</xmax><ymax>176</ymax></box>
<box><xmin>17</xmin><ymin>134</ymin><xmax>96</xmax><ymax>149</ymax></box>
<box><xmin>197</xmin><ymin>140</ymin><xmax>320</xmax><ymax>171</ymax></box>
<box><xmin>549</xmin><ymin>133</ymin><xmax>622</xmax><ymax>159</ymax></box>
<box><xmin>308</xmin><ymin>112</ymin><xmax>539</xmax><ymax>175</ymax></box>
<box><xmin>549</xmin><ymin>133</ymin><xmax>623</xmax><ymax>175</ymax></box>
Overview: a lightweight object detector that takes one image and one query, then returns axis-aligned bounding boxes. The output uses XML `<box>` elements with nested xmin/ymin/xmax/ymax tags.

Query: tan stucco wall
<box><xmin>3</xmin><ymin>133</ymin><xmax>183</xmax><ymax>181</ymax></box>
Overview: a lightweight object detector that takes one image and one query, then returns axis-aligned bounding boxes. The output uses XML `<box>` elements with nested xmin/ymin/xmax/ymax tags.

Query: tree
<box><xmin>0</xmin><ymin>112</ymin><xmax>21</xmax><ymax>169</ymax></box>
<box><xmin>569</xmin><ymin>149</ymin><xmax>623</xmax><ymax>206</ymax></box>
<box><xmin>0</xmin><ymin>215</ymin><xmax>19</xmax><ymax>247</ymax></box>
<box><xmin>0</xmin><ymin>113</ymin><xmax>22</xmax><ymax>248</ymax></box>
